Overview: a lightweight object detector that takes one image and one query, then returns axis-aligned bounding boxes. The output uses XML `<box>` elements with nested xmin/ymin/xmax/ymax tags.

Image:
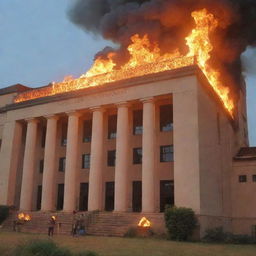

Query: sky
<box><xmin>0</xmin><ymin>0</ymin><xmax>256</xmax><ymax>145</ymax></box>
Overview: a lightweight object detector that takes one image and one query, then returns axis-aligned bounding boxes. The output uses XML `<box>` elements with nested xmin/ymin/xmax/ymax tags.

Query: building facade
<box><xmin>0</xmin><ymin>65</ymin><xmax>255</xmax><ymax>236</ymax></box>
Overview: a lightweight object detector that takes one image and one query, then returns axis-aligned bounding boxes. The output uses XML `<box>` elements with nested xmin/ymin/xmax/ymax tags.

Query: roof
<box><xmin>0</xmin><ymin>84</ymin><xmax>30</xmax><ymax>96</ymax></box>
<box><xmin>234</xmin><ymin>147</ymin><xmax>256</xmax><ymax>161</ymax></box>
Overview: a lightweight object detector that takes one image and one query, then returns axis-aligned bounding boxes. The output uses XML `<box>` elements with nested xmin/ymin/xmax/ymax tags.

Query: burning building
<box><xmin>0</xmin><ymin>0</ymin><xmax>256</xmax><ymax>237</ymax></box>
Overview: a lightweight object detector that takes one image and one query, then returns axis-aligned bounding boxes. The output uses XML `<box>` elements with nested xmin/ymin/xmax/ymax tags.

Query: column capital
<box><xmin>140</xmin><ymin>97</ymin><xmax>155</xmax><ymax>104</ymax></box>
<box><xmin>25</xmin><ymin>117</ymin><xmax>39</xmax><ymax>124</ymax></box>
<box><xmin>44</xmin><ymin>114</ymin><xmax>60</xmax><ymax>120</ymax></box>
<box><xmin>65</xmin><ymin>110</ymin><xmax>82</xmax><ymax>117</ymax></box>
<box><xmin>90</xmin><ymin>106</ymin><xmax>105</xmax><ymax>113</ymax></box>
<box><xmin>115</xmin><ymin>101</ymin><xmax>130</xmax><ymax>108</ymax></box>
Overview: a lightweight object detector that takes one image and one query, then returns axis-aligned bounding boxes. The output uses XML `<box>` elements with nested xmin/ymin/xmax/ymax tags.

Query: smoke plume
<box><xmin>68</xmin><ymin>0</ymin><xmax>256</xmax><ymax>92</ymax></box>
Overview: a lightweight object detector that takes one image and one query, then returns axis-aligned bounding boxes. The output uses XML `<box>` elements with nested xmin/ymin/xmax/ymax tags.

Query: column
<box><xmin>0</xmin><ymin>121</ymin><xmax>23</xmax><ymax>206</ymax></box>
<box><xmin>63</xmin><ymin>111</ymin><xmax>80</xmax><ymax>212</ymax></box>
<box><xmin>114</xmin><ymin>102</ymin><xmax>130</xmax><ymax>212</ymax></box>
<box><xmin>88</xmin><ymin>107</ymin><xmax>104</xmax><ymax>211</ymax></box>
<box><xmin>41</xmin><ymin>115</ymin><xmax>59</xmax><ymax>211</ymax></box>
<box><xmin>20</xmin><ymin>118</ymin><xmax>39</xmax><ymax>211</ymax></box>
<box><xmin>142</xmin><ymin>98</ymin><xmax>156</xmax><ymax>213</ymax></box>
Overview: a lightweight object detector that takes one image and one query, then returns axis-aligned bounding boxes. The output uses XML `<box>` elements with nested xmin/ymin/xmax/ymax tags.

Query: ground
<box><xmin>0</xmin><ymin>231</ymin><xmax>256</xmax><ymax>256</ymax></box>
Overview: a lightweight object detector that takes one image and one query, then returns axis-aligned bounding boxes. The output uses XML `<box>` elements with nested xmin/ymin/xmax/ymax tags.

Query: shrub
<box><xmin>74</xmin><ymin>251</ymin><xmax>99</xmax><ymax>256</ymax></box>
<box><xmin>124</xmin><ymin>227</ymin><xmax>138</xmax><ymax>238</ymax></box>
<box><xmin>203</xmin><ymin>227</ymin><xmax>256</xmax><ymax>244</ymax></box>
<box><xmin>164</xmin><ymin>206</ymin><xmax>197</xmax><ymax>241</ymax></box>
<box><xmin>13</xmin><ymin>239</ymin><xmax>57</xmax><ymax>256</ymax></box>
<box><xmin>13</xmin><ymin>239</ymin><xmax>99</xmax><ymax>256</ymax></box>
<box><xmin>203</xmin><ymin>227</ymin><xmax>228</xmax><ymax>243</ymax></box>
<box><xmin>0</xmin><ymin>205</ymin><xmax>10</xmax><ymax>224</ymax></box>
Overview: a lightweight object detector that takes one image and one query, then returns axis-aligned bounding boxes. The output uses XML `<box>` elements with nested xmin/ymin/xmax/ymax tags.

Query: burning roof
<box><xmin>14</xmin><ymin>1</ymin><xmax>256</xmax><ymax>118</ymax></box>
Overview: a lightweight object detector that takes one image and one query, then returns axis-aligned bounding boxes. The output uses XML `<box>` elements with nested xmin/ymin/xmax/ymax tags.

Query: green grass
<box><xmin>0</xmin><ymin>231</ymin><xmax>256</xmax><ymax>256</ymax></box>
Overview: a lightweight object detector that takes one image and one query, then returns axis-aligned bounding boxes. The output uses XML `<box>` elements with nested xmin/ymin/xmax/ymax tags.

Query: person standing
<box><xmin>48</xmin><ymin>216</ymin><xmax>56</xmax><ymax>237</ymax></box>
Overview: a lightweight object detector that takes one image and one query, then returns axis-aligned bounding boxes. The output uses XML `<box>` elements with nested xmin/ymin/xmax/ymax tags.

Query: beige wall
<box><xmin>232</xmin><ymin>160</ymin><xmax>256</xmax><ymax>235</ymax></box>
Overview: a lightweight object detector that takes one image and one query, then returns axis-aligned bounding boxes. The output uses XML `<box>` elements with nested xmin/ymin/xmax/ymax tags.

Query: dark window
<box><xmin>79</xmin><ymin>183</ymin><xmax>89</xmax><ymax>211</ymax></box>
<box><xmin>107</xmin><ymin>150</ymin><xmax>116</xmax><ymax>166</ymax></box>
<box><xmin>57</xmin><ymin>184</ymin><xmax>64</xmax><ymax>210</ymax></box>
<box><xmin>160</xmin><ymin>180</ymin><xmax>174</xmax><ymax>212</ymax></box>
<box><xmin>160</xmin><ymin>104</ymin><xmax>173</xmax><ymax>132</ymax></box>
<box><xmin>160</xmin><ymin>145</ymin><xmax>174</xmax><ymax>162</ymax></box>
<box><xmin>41</xmin><ymin>127</ymin><xmax>46</xmax><ymax>148</ymax></box>
<box><xmin>83</xmin><ymin>120</ymin><xmax>92</xmax><ymax>142</ymax></box>
<box><xmin>82</xmin><ymin>154</ymin><xmax>90</xmax><ymax>169</ymax></box>
<box><xmin>36</xmin><ymin>185</ymin><xmax>42</xmax><ymax>211</ymax></box>
<box><xmin>133</xmin><ymin>148</ymin><xmax>142</xmax><ymax>164</ymax></box>
<box><xmin>133</xmin><ymin>110</ymin><xmax>143</xmax><ymax>135</ymax></box>
<box><xmin>0</xmin><ymin>139</ymin><xmax>2</xmax><ymax>151</ymax></box>
<box><xmin>132</xmin><ymin>181</ymin><xmax>142</xmax><ymax>212</ymax></box>
<box><xmin>253</xmin><ymin>175</ymin><xmax>256</xmax><ymax>182</ymax></box>
<box><xmin>61</xmin><ymin>123</ymin><xmax>67</xmax><ymax>146</ymax></box>
<box><xmin>239</xmin><ymin>175</ymin><xmax>247</xmax><ymax>183</ymax></box>
<box><xmin>59</xmin><ymin>157</ymin><xmax>66</xmax><ymax>172</ymax></box>
<box><xmin>39</xmin><ymin>160</ymin><xmax>44</xmax><ymax>173</ymax></box>
<box><xmin>105</xmin><ymin>182</ymin><xmax>115</xmax><ymax>211</ymax></box>
<box><xmin>108</xmin><ymin>115</ymin><xmax>117</xmax><ymax>139</ymax></box>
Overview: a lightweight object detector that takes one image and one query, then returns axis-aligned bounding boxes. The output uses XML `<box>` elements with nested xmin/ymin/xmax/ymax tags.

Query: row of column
<box><xmin>19</xmin><ymin>98</ymin><xmax>156</xmax><ymax>212</ymax></box>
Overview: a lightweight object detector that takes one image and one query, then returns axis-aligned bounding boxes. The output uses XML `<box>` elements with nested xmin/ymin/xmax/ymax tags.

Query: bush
<box><xmin>13</xmin><ymin>239</ymin><xmax>99</xmax><ymax>256</ymax></box>
<box><xmin>74</xmin><ymin>251</ymin><xmax>98</xmax><ymax>256</ymax></box>
<box><xmin>164</xmin><ymin>206</ymin><xmax>197</xmax><ymax>241</ymax></box>
<box><xmin>124</xmin><ymin>227</ymin><xmax>138</xmax><ymax>238</ymax></box>
<box><xmin>203</xmin><ymin>227</ymin><xmax>228</xmax><ymax>243</ymax></box>
<box><xmin>0</xmin><ymin>205</ymin><xmax>10</xmax><ymax>224</ymax></box>
<box><xmin>13</xmin><ymin>239</ymin><xmax>57</xmax><ymax>256</ymax></box>
<box><xmin>203</xmin><ymin>227</ymin><xmax>256</xmax><ymax>244</ymax></box>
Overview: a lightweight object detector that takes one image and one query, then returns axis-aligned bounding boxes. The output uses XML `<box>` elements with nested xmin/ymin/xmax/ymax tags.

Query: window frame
<box><xmin>239</xmin><ymin>175</ymin><xmax>247</xmax><ymax>183</ymax></box>
<box><xmin>59</xmin><ymin>157</ymin><xmax>66</xmax><ymax>172</ymax></box>
<box><xmin>133</xmin><ymin>147</ymin><xmax>142</xmax><ymax>164</ymax></box>
<box><xmin>82</xmin><ymin>153</ymin><xmax>91</xmax><ymax>169</ymax></box>
<box><xmin>107</xmin><ymin>150</ymin><xmax>116</xmax><ymax>167</ymax></box>
<box><xmin>133</xmin><ymin>110</ymin><xmax>143</xmax><ymax>135</ymax></box>
<box><xmin>159</xmin><ymin>104</ymin><xmax>173</xmax><ymax>132</ymax></box>
<box><xmin>160</xmin><ymin>145</ymin><xmax>174</xmax><ymax>162</ymax></box>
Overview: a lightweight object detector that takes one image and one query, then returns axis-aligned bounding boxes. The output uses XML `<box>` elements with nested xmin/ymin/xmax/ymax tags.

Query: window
<box><xmin>160</xmin><ymin>104</ymin><xmax>173</xmax><ymax>132</ymax></box>
<box><xmin>61</xmin><ymin>123</ymin><xmax>67</xmax><ymax>146</ymax></box>
<box><xmin>252</xmin><ymin>175</ymin><xmax>256</xmax><ymax>182</ymax></box>
<box><xmin>59</xmin><ymin>157</ymin><xmax>66</xmax><ymax>172</ymax></box>
<box><xmin>0</xmin><ymin>139</ymin><xmax>2</xmax><ymax>151</ymax></box>
<box><xmin>41</xmin><ymin>127</ymin><xmax>46</xmax><ymax>148</ymax></box>
<box><xmin>160</xmin><ymin>145</ymin><xmax>174</xmax><ymax>162</ymax></box>
<box><xmin>133</xmin><ymin>148</ymin><xmax>142</xmax><ymax>164</ymax></box>
<box><xmin>83</xmin><ymin>120</ymin><xmax>92</xmax><ymax>142</ymax></box>
<box><xmin>239</xmin><ymin>175</ymin><xmax>247</xmax><ymax>183</ymax></box>
<box><xmin>108</xmin><ymin>115</ymin><xmax>117</xmax><ymax>139</ymax></box>
<box><xmin>107</xmin><ymin>150</ymin><xmax>116</xmax><ymax>166</ymax></box>
<box><xmin>133</xmin><ymin>110</ymin><xmax>143</xmax><ymax>135</ymax></box>
<box><xmin>82</xmin><ymin>154</ymin><xmax>90</xmax><ymax>169</ymax></box>
<box><xmin>39</xmin><ymin>159</ymin><xmax>44</xmax><ymax>173</ymax></box>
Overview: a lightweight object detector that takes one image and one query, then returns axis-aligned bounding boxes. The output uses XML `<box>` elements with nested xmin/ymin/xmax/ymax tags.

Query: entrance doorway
<box><xmin>105</xmin><ymin>182</ymin><xmax>115</xmax><ymax>211</ymax></box>
<box><xmin>160</xmin><ymin>180</ymin><xmax>174</xmax><ymax>212</ymax></box>
<box><xmin>36</xmin><ymin>185</ymin><xmax>42</xmax><ymax>210</ymax></box>
<box><xmin>79</xmin><ymin>183</ymin><xmax>88</xmax><ymax>211</ymax></box>
<box><xmin>132</xmin><ymin>181</ymin><xmax>142</xmax><ymax>212</ymax></box>
<box><xmin>57</xmin><ymin>184</ymin><xmax>64</xmax><ymax>210</ymax></box>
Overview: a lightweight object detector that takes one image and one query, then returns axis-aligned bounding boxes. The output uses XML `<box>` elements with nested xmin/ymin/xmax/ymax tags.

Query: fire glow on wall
<box><xmin>15</xmin><ymin>9</ymin><xmax>235</xmax><ymax>118</ymax></box>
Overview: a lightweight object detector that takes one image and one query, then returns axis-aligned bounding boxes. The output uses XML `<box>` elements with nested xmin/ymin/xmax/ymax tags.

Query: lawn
<box><xmin>0</xmin><ymin>231</ymin><xmax>255</xmax><ymax>256</ymax></box>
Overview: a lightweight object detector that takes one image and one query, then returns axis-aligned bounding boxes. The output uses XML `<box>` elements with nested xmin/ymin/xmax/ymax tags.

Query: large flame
<box><xmin>14</xmin><ymin>9</ymin><xmax>234</xmax><ymax>117</ymax></box>
<box><xmin>138</xmin><ymin>217</ymin><xmax>151</xmax><ymax>228</ymax></box>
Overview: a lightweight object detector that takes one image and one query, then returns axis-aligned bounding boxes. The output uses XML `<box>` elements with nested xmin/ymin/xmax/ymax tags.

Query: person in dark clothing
<box><xmin>48</xmin><ymin>216</ymin><xmax>56</xmax><ymax>236</ymax></box>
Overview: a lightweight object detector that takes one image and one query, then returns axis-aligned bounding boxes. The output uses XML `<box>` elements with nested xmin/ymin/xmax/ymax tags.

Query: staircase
<box><xmin>2</xmin><ymin>211</ymin><xmax>166</xmax><ymax>237</ymax></box>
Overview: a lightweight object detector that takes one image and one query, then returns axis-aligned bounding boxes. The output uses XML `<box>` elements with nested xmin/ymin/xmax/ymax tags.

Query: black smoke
<box><xmin>68</xmin><ymin>0</ymin><xmax>256</xmax><ymax>93</ymax></box>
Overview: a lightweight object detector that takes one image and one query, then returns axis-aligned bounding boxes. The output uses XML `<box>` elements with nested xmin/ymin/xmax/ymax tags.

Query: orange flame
<box><xmin>138</xmin><ymin>217</ymin><xmax>151</xmax><ymax>228</ymax></box>
<box><xmin>14</xmin><ymin>9</ymin><xmax>234</xmax><ymax>117</ymax></box>
<box><xmin>18</xmin><ymin>213</ymin><xmax>31</xmax><ymax>221</ymax></box>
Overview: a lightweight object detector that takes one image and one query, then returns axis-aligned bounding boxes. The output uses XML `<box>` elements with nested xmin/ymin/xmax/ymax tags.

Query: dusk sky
<box><xmin>1</xmin><ymin>0</ymin><xmax>256</xmax><ymax>145</ymax></box>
